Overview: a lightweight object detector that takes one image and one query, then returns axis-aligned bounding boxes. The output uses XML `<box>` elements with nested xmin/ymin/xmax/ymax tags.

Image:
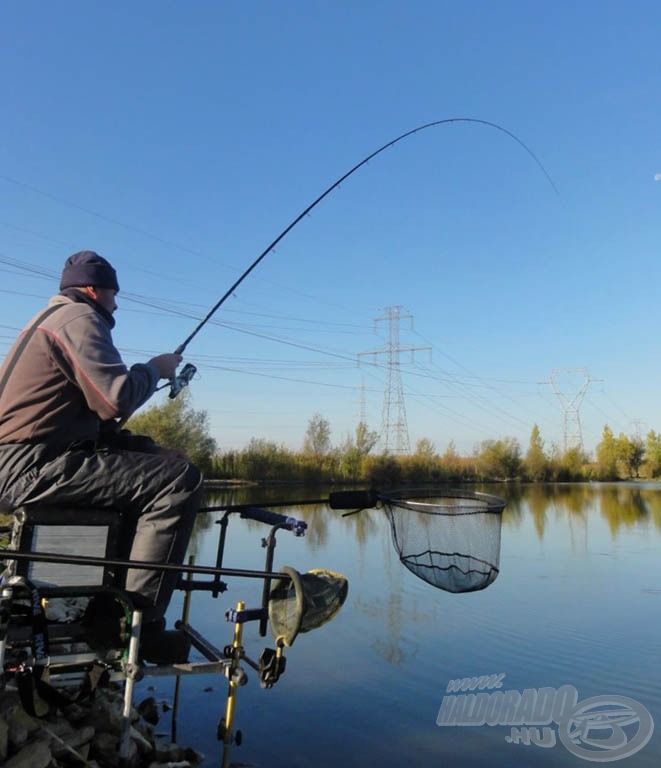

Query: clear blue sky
<box><xmin>1</xmin><ymin>1</ymin><xmax>659</xmax><ymax>455</ymax></box>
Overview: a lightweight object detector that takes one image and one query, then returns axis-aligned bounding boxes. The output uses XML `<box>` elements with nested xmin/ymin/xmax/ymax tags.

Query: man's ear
<box><xmin>81</xmin><ymin>286</ymin><xmax>97</xmax><ymax>300</ymax></box>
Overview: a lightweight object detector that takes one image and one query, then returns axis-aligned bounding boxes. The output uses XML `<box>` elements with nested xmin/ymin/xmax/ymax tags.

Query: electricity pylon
<box><xmin>359</xmin><ymin>306</ymin><xmax>430</xmax><ymax>454</ymax></box>
<box><xmin>547</xmin><ymin>368</ymin><xmax>594</xmax><ymax>452</ymax></box>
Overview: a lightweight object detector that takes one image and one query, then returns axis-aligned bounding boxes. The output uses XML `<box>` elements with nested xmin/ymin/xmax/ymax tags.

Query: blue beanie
<box><xmin>60</xmin><ymin>251</ymin><xmax>119</xmax><ymax>291</ymax></box>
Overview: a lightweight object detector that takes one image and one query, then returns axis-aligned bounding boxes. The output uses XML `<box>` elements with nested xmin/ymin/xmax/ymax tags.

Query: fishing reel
<box><xmin>169</xmin><ymin>362</ymin><xmax>197</xmax><ymax>399</ymax></box>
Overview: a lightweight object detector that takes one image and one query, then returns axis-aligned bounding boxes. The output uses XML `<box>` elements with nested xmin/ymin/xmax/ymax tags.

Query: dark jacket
<box><xmin>0</xmin><ymin>294</ymin><xmax>158</xmax><ymax>447</ymax></box>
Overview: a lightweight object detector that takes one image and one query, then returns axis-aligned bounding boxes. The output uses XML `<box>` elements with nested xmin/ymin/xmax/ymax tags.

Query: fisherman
<box><xmin>0</xmin><ymin>250</ymin><xmax>201</xmax><ymax>663</ymax></box>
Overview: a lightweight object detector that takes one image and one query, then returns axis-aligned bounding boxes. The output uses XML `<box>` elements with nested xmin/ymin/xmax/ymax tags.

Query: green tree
<box><xmin>524</xmin><ymin>424</ymin><xmax>548</xmax><ymax>481</ymax></box>
<box><xmin>560</xmin><ymin>446</ymin><xmax>589</xmax><ymax>480</ymax></box>
<box><xmin>303</xmin><ymin>413</ymin><xmax>332</xmax><ymax>457</ymax></box>
<box><xmin>616</xmin><ymin>433</ymin><xmax>644</xmax><ymax>478</ymax></box>
<box><xmin>476</xmin><ymin>437</ymin><xmax>522</xmax><ymax>480</ymax></box>
<box><xmin>355</xmin><ymin>421</ymin><xmax>379</xmax><ymax>456</ymax></box>
<box><xmin>645</xmin><ymin>430</ymin><xmax>661</xmax><ymax>478</ymax></box>
<box><xmin>399</xmin><ymin>437</ymin><xmax>444</xmax><ymax>484</ymax></box>
<box><xmin>414</xmin><ymin>438</ymin><xmax>436</xmax><ymax>458</ymax></box>
<box><xmin>340</xmin><ymin>422</ymin><xmax>379</xmax><ymax>481</ymax></box>
<box><xmin>363</xmin><ymin>452</ymin><xmax>402</xmax><ymax>488</ymax></box>
<box><xmin>127</xmin><ymin>393</ymin><xmax>217</xmax><ymax>474</ymax></box>
<box><xmin>595</xmin><ymin>425</ymin><xmax>619</xmax><ymax>480</ymax></box>
<box><xmin>441</xmin><ymin>440</ymin><xmax>468</xmax><ymax>480</ymax></box>
<box><xmin>237</xmin><ymin>438</ymin><xmax>294</xmax><ymax>481</ymax></box>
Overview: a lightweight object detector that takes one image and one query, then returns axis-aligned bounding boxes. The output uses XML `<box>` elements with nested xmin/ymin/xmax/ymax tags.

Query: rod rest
<box><xmin>239</xmin><ymin>506</ymin><xmax>307</xmax><ymax>536</ymax></box>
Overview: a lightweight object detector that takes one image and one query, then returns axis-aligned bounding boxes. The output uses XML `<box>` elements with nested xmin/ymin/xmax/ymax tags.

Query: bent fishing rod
<box><xmin>169</xmin><ymin>117</ymin><xmax>557</xmax><ymax>393</ymax></box>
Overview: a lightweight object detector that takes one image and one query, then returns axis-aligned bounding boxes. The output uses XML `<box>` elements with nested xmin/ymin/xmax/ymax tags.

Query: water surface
<box><xmin>140</xmin><ymin>482</ymin><xmax>661</xmax><ymax>767</ymax></box>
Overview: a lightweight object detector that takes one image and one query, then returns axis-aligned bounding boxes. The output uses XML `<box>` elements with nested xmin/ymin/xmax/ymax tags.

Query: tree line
<box><xmin>127</xmin><ymin>398</ymin><xmax>661</xmax><ymax>484</ymax></box>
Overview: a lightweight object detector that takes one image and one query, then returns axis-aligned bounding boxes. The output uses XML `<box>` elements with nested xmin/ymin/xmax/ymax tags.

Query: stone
<box><xmin>152</xmin><ymin>737</ymin><xmax>186</xmax><ymax>763</ymax></box>
<box><xmin>91</xmin><ymin>731</ymin><xmax>137</xmax><ymax>768</ymax></box>
<box><xmin>4</xmin><ymin>737</ymin><xmax>52</xmax><ymax>768</ymax></box>
<box><xmin>0</xmin><ymin>717</ymin><xmax>9</xmax><ymax>762</ymax></box>
<box><xmin>137</xmin><ymin>696</ymin><xmax>159</xmax><ymax>726</ymax></box>
<box><xmin>146</xmin><ymin>762</ymin><xmax>192</xmax><ymax>768</ymax></box>
<box><xmin>129</xmin><ymin>725</ymin><xmax>154</xmax><ymax>755</ymax></box>
<box><xmin>85</xmin><ymin>694</ymin><xmax>128</xmax><ymax>735</ymax></box>
<box><xmin>49</xmin><ymin>723</ymin><xmax>96</xmax><ymax>758</ymax></box>
<box><xmin>183</xmin><ymin>746</ymin><xmax>205</xmax><ymax>765</ymax></box>
<box><xmin>6</xmin><ymin>704</ymin><xmax>41</xmax><ymax>748</ymax></box>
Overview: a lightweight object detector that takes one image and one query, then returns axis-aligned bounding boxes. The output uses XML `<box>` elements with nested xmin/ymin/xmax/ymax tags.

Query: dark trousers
<box><xmin>0</xmin><ymin>442</ymin><xmax>202</xmax><ymax>623</ymax></box>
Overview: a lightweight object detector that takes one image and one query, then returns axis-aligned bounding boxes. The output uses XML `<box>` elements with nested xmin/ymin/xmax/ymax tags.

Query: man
<box><xmin>0</xmin><ymin>250</ymin><xmax>201</xmax><ymax>663</ymax></box>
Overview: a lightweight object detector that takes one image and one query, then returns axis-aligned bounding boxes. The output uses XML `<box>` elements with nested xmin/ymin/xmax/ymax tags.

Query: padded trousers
<box><xmin>0</xmin><ymin>442</ymin><xmax>202</xmax><ymax>623</ymax></box>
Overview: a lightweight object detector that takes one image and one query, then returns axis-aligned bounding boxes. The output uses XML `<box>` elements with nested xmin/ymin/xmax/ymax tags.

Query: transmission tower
<box><xmin>359</xmin><ymin>306</ymin><xmax>430</xmax><ymax>454</ymax></box>
<box><xmin>547</xmin><ymin>368</ymin><xmax>594</xmax><ymax>451</ymax></box>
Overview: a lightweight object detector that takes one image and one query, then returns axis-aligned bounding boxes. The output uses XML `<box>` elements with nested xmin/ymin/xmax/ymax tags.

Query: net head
<box><xmin>385</xmin><ymin>489</ymin><xmax>506</xmax><ymax>593</ymax></box>
<box><xmin>269</xmin><ymin>566</ymin><xmax>349</xmax><ymax>647</ymax></box>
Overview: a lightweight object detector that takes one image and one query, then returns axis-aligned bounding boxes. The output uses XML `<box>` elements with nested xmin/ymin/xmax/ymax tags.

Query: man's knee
<box><xmin>183</xmin><ymin>461</ymin><xmax>202</xmax><ymax>492</ymax></box>
<box><xmin>164</xmin><ymin>456</ymin><xmax>202</xmax><ymax>497</ymax></box>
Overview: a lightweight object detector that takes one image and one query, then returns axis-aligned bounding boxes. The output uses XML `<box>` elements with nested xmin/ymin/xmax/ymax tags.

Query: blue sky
<box><xmin>1</xmin><ymin>1</ymin><xmax>660</xmax><ymax>455</ymax></box>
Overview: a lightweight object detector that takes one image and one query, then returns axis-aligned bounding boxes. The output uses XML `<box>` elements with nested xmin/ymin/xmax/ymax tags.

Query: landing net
<box><xmin>268</xmin><ymin>566</ymin><xmax>348</xmax><ymax>647</ymax></box>
<box><xmin>384</xmin><ymin>490</ymin><xmax>505</xmax><ymax>593</ymax></box>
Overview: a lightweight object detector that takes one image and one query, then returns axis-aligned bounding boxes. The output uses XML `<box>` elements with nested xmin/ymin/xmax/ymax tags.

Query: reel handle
<box><xmin>169</xmin><ymin>362</ymin><xmax>197</xmax><ymax>399</ymax></box>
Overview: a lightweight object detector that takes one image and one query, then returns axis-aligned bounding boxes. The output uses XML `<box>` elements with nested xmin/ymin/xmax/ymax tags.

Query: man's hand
<box><xmin>148</xmin><ymin>353</ymin><xmax>183</xmax><ymax>380</ymax></box>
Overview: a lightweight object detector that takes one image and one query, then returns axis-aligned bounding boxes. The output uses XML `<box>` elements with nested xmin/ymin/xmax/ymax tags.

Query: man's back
<box><xmin>0</xmin><ymin>293</ymin><xmax>156</xmax><ymax>447</ymax></box>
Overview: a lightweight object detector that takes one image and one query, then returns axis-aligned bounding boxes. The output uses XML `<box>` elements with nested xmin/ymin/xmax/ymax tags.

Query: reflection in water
<box><xmin>171</xmin><ymin>482</ymin><xmax>661</xmax><ymax>768</ymax></box>
<box><xmin>200</xmin><ymin>482</ymin><xmax>661</xmax><ymax>551</ymax></box>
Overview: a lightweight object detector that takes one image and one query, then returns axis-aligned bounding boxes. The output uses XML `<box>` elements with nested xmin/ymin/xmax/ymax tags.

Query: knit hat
<box><xmin>60</xmin><ymin>251</ymin><xmax>119</xmax><ymax>292</ymax></box>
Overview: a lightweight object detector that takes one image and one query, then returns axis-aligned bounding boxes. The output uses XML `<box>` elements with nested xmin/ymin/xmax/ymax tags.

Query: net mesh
<box><xmin>269</xmin><ymin>566</ymin><xmax>348</xmax><ymax>647</ymax></box>
<box><xmin>384</xmin><ymin>490</ymin><xmax>505</xmax><ymax>593</ymax></box>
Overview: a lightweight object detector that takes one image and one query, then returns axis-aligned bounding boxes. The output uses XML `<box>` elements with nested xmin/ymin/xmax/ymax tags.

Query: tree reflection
<box><xmin>192</xmin><ymin>482</ymin><xmax>661</xmax><ymax>568</ymax></box>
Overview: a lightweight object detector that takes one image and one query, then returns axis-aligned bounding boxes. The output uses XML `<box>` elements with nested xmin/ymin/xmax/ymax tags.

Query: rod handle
<box><xmin>328</xmin><ymin>489</ymin><xmax>379</xmax><ymax>510</ymax></box>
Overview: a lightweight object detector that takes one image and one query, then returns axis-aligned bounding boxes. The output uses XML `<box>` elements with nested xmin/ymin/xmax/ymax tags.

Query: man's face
<box><xmin>90</xmin><ymin>287</ymin><xmax>118</xmax><ymax>314</ymax></box>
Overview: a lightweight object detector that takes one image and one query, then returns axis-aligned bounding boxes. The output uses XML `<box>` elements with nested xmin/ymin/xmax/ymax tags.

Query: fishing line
<box><xmin>174</xmin><ymin>117</ymin><xmax>558</xmax><ymax>357</ymax></box>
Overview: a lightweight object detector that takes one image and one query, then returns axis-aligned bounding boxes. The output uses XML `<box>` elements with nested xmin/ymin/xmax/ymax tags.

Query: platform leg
<box><xmin>0</xmin><ymin>584</ymin><xmax>14</xmax><ymax>685</ymax></box>
<box><xmin>220</xmin><ymin>600</ymin><xmax>245</xmax><ymax>768</ymax></box>
<box><xmin>119</xmin><ymin>609</ymin><xmax>142</xmax><ymax>767</ymax></box>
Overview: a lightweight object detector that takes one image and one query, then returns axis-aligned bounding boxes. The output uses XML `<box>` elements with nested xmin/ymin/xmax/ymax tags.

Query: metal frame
<box><xmin>0</xmin><ymin>501</ymin><xmax>311</xmax><ymax>767</ymax></box>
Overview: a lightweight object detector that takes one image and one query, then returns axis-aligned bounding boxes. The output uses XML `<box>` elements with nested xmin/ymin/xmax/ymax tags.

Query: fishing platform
<box><xmin>0</xmin><ymin>487</ymin><xmax>504</xmax><ymax>765</ymax></box>
<box><xmin>0</xmin><ymin>498</ymin><xmax>348</xmax><ymax>767</ymax></box>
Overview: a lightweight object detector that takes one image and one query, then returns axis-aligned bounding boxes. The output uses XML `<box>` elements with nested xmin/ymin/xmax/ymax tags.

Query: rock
<box><xmin>48</xmin><ymin>723</ymin><xmax>96</xmax><ymax>758</ymax></box>
<box><xmin>130</xmin><ymin>725</ymin><xmax>154</xmax><ymax>755</ymax></box>
<box><xmin>6</xmin><ymin>704</ymin><xmax>42</xmax><ymax>748</ymax></box>
<box><xmin>3</xmin><ymin>737</ymin><xmax>52</xmax><ymax>768</ymax></box>
<box><xmin>43</xmin><ymin>596</ymin><xmax>88</xmax><ymax>622</ymax></box>
<box><xmin>146</xmin><ymin>762</ymin><xmax>192</xmax><ymax>768</ymax></box>
<box><xmin>152</xmin><ymin>737</ymin><xmax>186</xmax><ymax>763</ymax></box>
<box><xmin>63</xmin><ymin>701</ymin><xmax>90</xmax><ymax>724</ymax></box>
<box><xmin>0</xmin><ymin>689</ymin><xmax>22</xmax><ymax>716</ymax></box>
<box><xmin>137</xmin><ymin>696</ymin><xmax>159</xmax><ymax>726</ymax></box>
<box><xmin>183</xmin><ymin>746</ymin><xmax>205</xmax><ymax>765</ymax></box>
<box><xmin>0</xmin><ymin>679</ymin><xmax>197</xmax><ymax>768</ymax></box>
<box><xmin>91</xmin><ymin>731</ymin><xmax>138</xmax><ymax>768</ymax></box>
<box><xmin>0</xmin><ymin>717</ymin><xmax>9</xmax><ymax>762</ymax></box>
<box><xmin>132</xmin><ymin>714</ymin><xmax>155</xmax><ymax>742</ymax></box>
<box><xmin>85</xmin><ymin>692</ymin><xmax>128</xmax><ymax>735</ymax></box>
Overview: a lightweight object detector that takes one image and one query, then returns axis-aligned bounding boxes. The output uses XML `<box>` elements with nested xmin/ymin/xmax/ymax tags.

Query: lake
<box><xmin>140</xmin><ymin>482</ymin><xmax>661</xmax><ymax>767</ymax></box>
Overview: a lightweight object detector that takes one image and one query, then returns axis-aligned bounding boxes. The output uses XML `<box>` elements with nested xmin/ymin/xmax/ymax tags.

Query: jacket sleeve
<box><xmin>45</xmin><ymin>309</ymin><xmax>159</xmax><ymax>420</ymax></box>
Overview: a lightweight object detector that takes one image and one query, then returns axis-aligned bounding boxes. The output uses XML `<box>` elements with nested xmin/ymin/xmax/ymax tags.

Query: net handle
<box><xmin>270</xmin><ymin>565</ymin><xmax>304</xmax><ymax>647</ymax></box>
<box><xmin>328</xmin><ymin>488</ymin><xmax>506</xmax><ymax>513</ymax></box>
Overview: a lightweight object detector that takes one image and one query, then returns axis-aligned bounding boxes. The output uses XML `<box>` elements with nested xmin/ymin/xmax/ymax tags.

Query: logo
<box><xmin>437</xmin><ymin>675</ymin><xmax>654</xmax><ymax>762</ymax></box>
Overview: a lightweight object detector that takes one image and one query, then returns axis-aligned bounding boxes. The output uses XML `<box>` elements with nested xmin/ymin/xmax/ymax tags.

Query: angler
<box><xmin>0</xmin><ymin>250</ymin><xmax>200</xmax><ymax>664</ymax></box>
